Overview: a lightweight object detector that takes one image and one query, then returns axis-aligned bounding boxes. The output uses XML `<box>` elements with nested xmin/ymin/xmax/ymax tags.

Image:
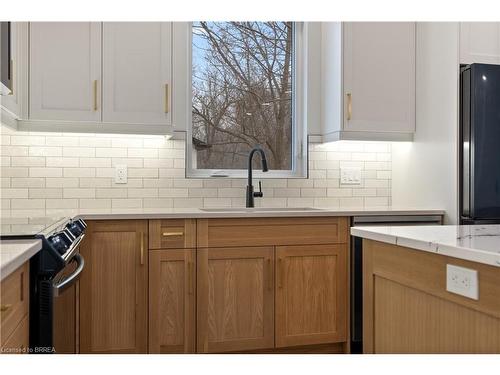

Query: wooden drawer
<box><xmin>1</xmin><ymin>262</ymin><xmax>29</xmax><ymax>348</ymax></box>
<box><xmin>149</xmin><ymin>219</ymin><xmax>196</xmax><ymax>249</ymax></box>
<box><xmin>1</xmin><ymin>314</ymin><xmax>29</xmax><ymax>354</ymax></box>
<box><xmin>197</xmin><ymin>217</ymin><xmax>349</xmax><ymax>248</ymax></box>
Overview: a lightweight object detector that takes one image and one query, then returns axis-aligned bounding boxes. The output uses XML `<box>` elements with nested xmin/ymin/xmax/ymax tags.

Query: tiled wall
<box><xmin>0</xmin><ymin>124</ymin><xmax>392</xmax><ymax>217</ymax></box>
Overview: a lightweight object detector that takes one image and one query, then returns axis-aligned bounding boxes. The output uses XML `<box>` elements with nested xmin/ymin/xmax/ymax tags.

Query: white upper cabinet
<box><xmin>319</xmin><ymin>22</ymin><xmax>416</xmax><ymax>142</ymax></box>
<box><xmin>1</xmin><ymin>22</ymin><xmax>28</xmax><ymax>124</ymax></box>
<box><xmin>460</xmin><ymin>22</ymin><xmax>500</xmax><ymax>65</ymax></box>
<box><xmin>342</xmin><ymin>22</ymin><xmax>415</xmax><ymax>139</ymax></box>
<box><xmin>30</xmin><ymin>22</ymin><xmax>102</xmax><ymax>122</ymax></box>
<box><xmin>102</xmin><ymin>22</ymin><xmax>172</xmax><ymax>125</ymax></box>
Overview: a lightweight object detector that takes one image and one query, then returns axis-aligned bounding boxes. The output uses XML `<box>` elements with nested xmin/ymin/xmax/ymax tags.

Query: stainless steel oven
<box><xmin>1</xmin><ymin>217</ymin><xmax>86</xmax><ymax>353</ymax></box>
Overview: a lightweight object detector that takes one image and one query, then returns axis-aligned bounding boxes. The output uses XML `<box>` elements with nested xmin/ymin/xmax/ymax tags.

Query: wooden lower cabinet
<box><xmin>275</xmin><ymin>244</ymin><xmax>347</xmax><ymax>348</ymax></box>
<box><xmin>1</xmin><ymin>262</ymin><xmax>30</xmax><ymax>354</ymax></box>
<box><xmin>363</xmin><ymin>240</ymin><xmax>500</xmax><ymax>353</ymax></box>
<box><xmin>197</xmin><ymin>247</ymin><xmax>275</xmax><ymax>353</ymax></box>
<box><xmin>79</xmin><ymin>220</ymin><xmax>148</xmax><ymax>353</ymax></box>
<box><xmin>77</xmin><ymin>217</ymin><xmax>350</xmax><ymax>354</ymax></box>
<box><xmin>149</xmin><ymin>249</ymin><xmax>196</xmax><ymax>353</ymax></box>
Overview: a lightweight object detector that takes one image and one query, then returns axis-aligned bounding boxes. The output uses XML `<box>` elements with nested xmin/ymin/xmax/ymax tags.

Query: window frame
<box><xmin>184</xmin><ymin>22</ymin><xmax>308</xmax><ymax>179</ymax></box>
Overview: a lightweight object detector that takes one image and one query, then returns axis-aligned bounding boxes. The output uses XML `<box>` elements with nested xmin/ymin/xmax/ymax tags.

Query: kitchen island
<box><xmin>351</xmin><ymin>225</ymin><xmax>500</xmax><ymax>353</ymax></box>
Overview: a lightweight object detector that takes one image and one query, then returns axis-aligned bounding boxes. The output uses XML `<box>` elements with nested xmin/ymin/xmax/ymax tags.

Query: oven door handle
<box><xmin>53</xmin><ymin>253</ymin><xmax>85</xmax><ymax>297</ymax></box>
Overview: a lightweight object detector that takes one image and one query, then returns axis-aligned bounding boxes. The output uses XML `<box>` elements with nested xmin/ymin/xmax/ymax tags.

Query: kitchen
<box><xmin>0</xmin><ymin>0</ymin><xmax>499</xmax><ymax>373</ymax></box>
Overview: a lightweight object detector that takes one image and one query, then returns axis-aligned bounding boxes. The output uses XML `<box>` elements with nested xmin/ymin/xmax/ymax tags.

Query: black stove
<box><xmin>1</xmin><ymin>216</ymin><xmax>87</xmax><ymax>352</ymax></box>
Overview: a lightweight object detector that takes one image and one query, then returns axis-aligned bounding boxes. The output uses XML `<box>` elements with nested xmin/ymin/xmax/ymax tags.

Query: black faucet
<box><xmin>246</xmin><ymin>145</ymin><xmax>269</xmax><ymax>208</ymax></box>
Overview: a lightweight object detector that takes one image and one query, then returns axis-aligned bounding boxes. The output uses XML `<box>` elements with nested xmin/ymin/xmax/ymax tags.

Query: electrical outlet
<box><xmin>446</xmin><ymin>264</ymin><xmax>479</xmax><ymax>300</ymax></box>
<box><xmin>340</xmin><ymin>168</ymin><xmax>361</xmax><ymax>185</ymax></box>
<box><xmin>115</xmin><ymin>164</ymin><xmax>127</xmax><ymax>184</ymax></box>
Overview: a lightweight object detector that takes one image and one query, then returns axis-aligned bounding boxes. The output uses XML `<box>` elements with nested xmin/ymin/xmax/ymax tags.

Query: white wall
<box><xmin>392</xmin><ymin>22</ymin><xmax>459</xmax><ymax>224</ymax></box>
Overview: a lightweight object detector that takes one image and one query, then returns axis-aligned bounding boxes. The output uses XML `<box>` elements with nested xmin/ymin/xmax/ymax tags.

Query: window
<box><xmin>187</xmin><ymin>22</ymin><xmax>307</xmax><ymax>178</ymax></box>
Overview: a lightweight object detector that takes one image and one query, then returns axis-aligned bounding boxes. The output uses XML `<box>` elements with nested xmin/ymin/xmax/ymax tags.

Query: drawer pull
<box><xmin>1</xmin><ymin>304</ymin><xmax>12</xmax><ymax>312</ymax></box>
<box><xmin>162</xmin><ymin>231</ymin><xmax>184</xmax><ymax>237</ymax></box>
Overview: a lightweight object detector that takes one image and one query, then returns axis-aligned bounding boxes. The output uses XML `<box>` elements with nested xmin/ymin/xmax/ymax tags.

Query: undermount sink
<box><xmin>199</xmin><ymin>207</ymin><xmax>323</xmax><ymax>212</ymax></box>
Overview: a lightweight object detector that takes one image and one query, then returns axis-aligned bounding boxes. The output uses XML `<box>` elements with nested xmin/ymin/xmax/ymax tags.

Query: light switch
<box><xmin>340</xmin><ymin>168</ymin><xmax>361</xmax><ymax>185</ymax></box>
<box><xmin>446</xmin><ymin>264</ymin><xmax>478</xmax><ymax>300</ymax></box>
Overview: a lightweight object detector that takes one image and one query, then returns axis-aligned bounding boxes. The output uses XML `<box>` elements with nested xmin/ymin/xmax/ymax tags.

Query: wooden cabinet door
<box><xmin>343</xmin><ymin>22</ymin><xmax>415</xmax><ymax>134</ymax></box>
<box><xmin>460</xmin><ymin>22</ymin><xmax>500</xmax><ymax>64</ymax></box>
<box><xmin>29</xmin><ymin>22</ymin><xmax>101</xmax><ymax>121</ymax></box>
<box><xmin>149</xmin><ymin>249</ymin><xmax>195</xmax><ymax>353</ymax></box>
<box><xmin>79</xmin><ymin>220</ymin><xmax>148</xmax><ymax>353</ymax></box>
<box><xmin>275</xmin><ymin>244</ymin><xmax>347</xmax><ymax>348</ymax></box>
<box><xmin>102</xmin><ymin>22</ymin><xmax>172</xmax><ymax>125</ymax></box>
<box><xmin>197</xmin><ymin>247</ymin><xmax>274</xmax><ymax>353</ymax></box>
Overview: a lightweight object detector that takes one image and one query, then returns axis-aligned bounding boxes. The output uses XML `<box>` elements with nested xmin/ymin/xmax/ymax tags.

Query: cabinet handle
<box><xmin>0</xmin><ymin>304</ymin><xmax>12</xmax><ymax>312</ymax></box>
<box><xmin>93</xmin><ymin>80</ymin><xmax>98</xmax><ymax>111</ymax></box>
<box><xmin>278</xmin><ymin>258</ymin><xmax>284</xmax><ymax>289</ymax></box>
<box><xmin>140</xmin><ymin>232</ymin><xmax>144</xmax><ymax>266</ymax></box>
<box><xmin>267</xmin><ymin>258</ymin><xmax>272</xmax><ymax>291</ymax></box>
<box><xmin>188</xmin><ymin>261</ymin><xmax>194</xmax><ymax>295</ymax></box>
<box><xmin>8</xmin><ymin>59</ymin><xmax>14</xmax><ymax>95</ymax></box>
<box><xmin>164</xmin><ymin>83</ymin><xmax>169</xmax><ymax>113</ymax></box>
<box><xmin>346</xmin><ymin>93</ymin><xmax>352</xmax><ymax>121</ymax></box>
<box><xmin>162</xmin><ymin>231</ymin><xmax>184</xmax><ymax>237</ymax></box>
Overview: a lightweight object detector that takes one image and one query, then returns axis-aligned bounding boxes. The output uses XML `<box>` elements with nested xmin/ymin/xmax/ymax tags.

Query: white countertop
<box><xmin>351</xmin><ymin>225</ymin><xmax>500</xmax><ymax>268</ymax></box>
<box><xmin>74</xmin><ymin>206</ymin><xmax>445</xmax><ymax>220</ymax></box>
<box><xmin>0</xmin><ymin>239</ymin><xmax>42</xmax><ymax>281</ymax></box>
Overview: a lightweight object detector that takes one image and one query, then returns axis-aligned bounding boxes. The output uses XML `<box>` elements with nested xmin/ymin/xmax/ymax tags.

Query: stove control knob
<box><xmin>49</xmin><ymin>234</ymin><xmax>68</xmax><ymax>255</ymax></box>
<box><xmin>66</xmin><ymin>221</ymin><xmax>83</xmax><ymax>237</ymax></box>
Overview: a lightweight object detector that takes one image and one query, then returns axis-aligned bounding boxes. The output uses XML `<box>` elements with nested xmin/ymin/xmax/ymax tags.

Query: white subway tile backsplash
<box><xmin>96</xmin><ymin>148</ymin><xmax>126</xmax><ymax>158</ymax></box>
<box><xmin>11</xmin><ymin>156</ymin><xmax>45</xmax><ymax>167</ymax></box>
<box><xmin>47</xmin><ymin>157</ymin><xmax>79</xmax><ymax>167</ymax></box>
<box><xmin>29</xmin><ymin>188</ymin><xmax>63</xmax><ymax>199</ymax></box>
<box><xmin>112</xmin><ymin>198</ymin><xmax>142</xmax><ymax>209</ymax></box>
<box><xmin>1</xmin><ymin>167</ymin><xmax>29</xmax><ymax>177</ymax></box>
<box><xmin>29</xmin><ymin>146</ymin><xmax>61</xmax><ymax>157</ymax></box>
<box><xmin>46</xmin><ymin>177</ymin><xmax>79</xmax><ymax>188</ymax></box>
<box><xmin>63</xmin><ymin>168</ymin><xmax>96</xmax><ymax>178</ymax></box>
<box><xmin>143</xmin><ymin>198</ymin><xmax>174</xmax><ymax>208</ymax></box>
<box><xmin>2</xmin><ymin>188</ymin><xmax>29</xmax><ymax>198</ymax></box>
<box><xmin>11</xmin><ymin>135</ymin><xmax>45</xmax><ymax>146</ymax></box>
<box><xmin>63</xmin><ymin>188</ymin><xmax>95</xmax><ymax>199</ymax></box>
<box><xmin>80</xmin><ymin>158</ymin><xmax>112</xmax><ymax>168</ymax></box>
<box><xmin>2</xmin><ymin>146</ymin><xmax>29</xmax><ymax>156</ymax></box>
<box><xmin>1</xmin><ymin>126</ymin><xmax>392</xmax><ymax>213</ymax></box>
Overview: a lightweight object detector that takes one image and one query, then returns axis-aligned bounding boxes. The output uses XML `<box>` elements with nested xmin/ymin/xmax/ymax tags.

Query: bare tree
<box><xmin>192</xmin><ymin>22</ymin><xmax>293</xmax><ymax>170</ymax></box>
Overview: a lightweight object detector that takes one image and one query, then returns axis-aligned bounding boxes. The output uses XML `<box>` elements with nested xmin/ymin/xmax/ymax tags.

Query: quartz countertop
<box><xmin>0</xmin><ymin>239</ymin><xmax>42</xmax><ymax>281</ymax></box>
<box><xmin>351</xmin><ymin>225</ymin><xmax>500</xmax><ymax>268</ymax></box>
<box><xmin>73</xmin><ymin>206</ymin><xmax>445</xmax><ymax>220</ymax></box>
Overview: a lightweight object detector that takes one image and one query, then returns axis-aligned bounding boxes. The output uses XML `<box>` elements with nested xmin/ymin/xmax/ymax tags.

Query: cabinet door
<box><xmin>102</xmin><ymin>22</ymin><xmax>172</xmax><ymax>125</ymax></box>
<box><xmin>197</xmin><ymin>247</ymin><xmax>274</xmax><ymax>353</ymax></box>
<box><xmin>79</xmin><ymin>220</ymin><xmax>148</xmax><ymax>353</ymax></box>
<box><xmin>1</xmin><ymin>22</ymin><xmax>28</xmax><ymax>119</ymax></box>
<box><xmin>29</xmin><ymin>22</ymin><xmax>101</xmax><ymax>121</ymax></box>
<box><xmin>149</xmin><ymin>249</ymin><xmax>195</xmax><ymax>353</ymax></box>
<box><xmin>275</xmin><ymin>244</ymin><xmax>347</xmax><ymax>348</ymax></box>
<box><xmin>460</xmin><ymin>22</ymin><xmax>500</xmax><ymax>64</ymax></box>
<box><xmin>343</xmin><ymin>22</ymin><xmax>415</xmax><ymax>134</ymax></box>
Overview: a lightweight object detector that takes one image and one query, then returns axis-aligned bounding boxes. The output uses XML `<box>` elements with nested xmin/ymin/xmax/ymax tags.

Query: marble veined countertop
<box><xmin>351</xmin><ymin>225</ymin><xmax>500</xmax><ymax>268</ymax></box>
<box><xmin>0</xmin><ymin>239</ymin><xmax>42</xmax><ymax>281</ymax></box>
